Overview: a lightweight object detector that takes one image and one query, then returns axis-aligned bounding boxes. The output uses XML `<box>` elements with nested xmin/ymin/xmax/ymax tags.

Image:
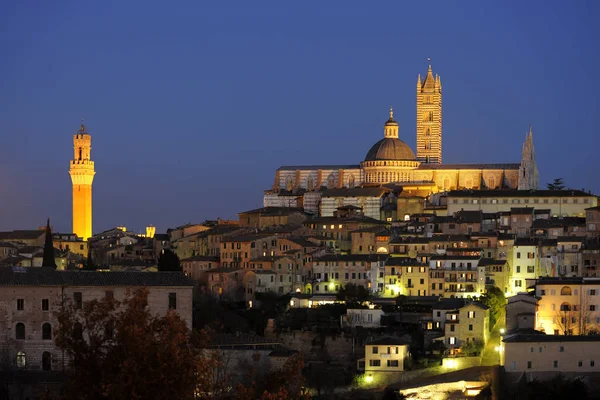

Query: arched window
<box><xmin>15</xmin><ymin>323</ymin><xmax>25</xmax><ymax>340</ymax></box>
<box><xmin>42</xmin><ymin>351</ymin><xmax>52</xmax><ymax>371</ymax></box>
<box><xmin>347</xmin><ymin>174</ymin><xmax>355</xmax><ymax>188</ymax></box>
<box><xmin>42</xmin><ymin>323</ymin><xmax>52</xmax><ymax>340</ymax></box>
<box><xmin>327</xmin><ymin>174</ymin><xmax>335</xmax><ymax>189</ymax></box>
<box><xmin>16</xmin><ymin>351</ymin><xmax>26</xmax><ymax>368</ymax></box>
<box><xmin>306</xmin><ymin>176</ymin><xmax>314</xmax><ymax>191</ymax></box>
<box><xmin>560</xmin><ymin>302</ymin><xmax>571</xmax><ymax>311</ymax></box>
<box><xmin>73</xmin><ymin>322</ymin><xmax>83</xmax><ymax>340</ymax></box>
<box><xmin>285</xmin><ymin>176</ymin><xmax>294</xmax><ymax>191</ymax></box>
<box><xmin>560</xmin><ymin>286</ymin><xmax>572</xmax><ymax>296</ymax></box>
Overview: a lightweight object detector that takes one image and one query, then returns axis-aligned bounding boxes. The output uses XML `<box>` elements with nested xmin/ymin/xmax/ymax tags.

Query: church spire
<box><xmin>518</xmin><ymin>125</ymin><xmax>539</xmax><ymax>189</ymax></box>
<box><xmin>42</xmin><ymin>218</ymin><xmax>57</xmax><ymax>269</ymax></box>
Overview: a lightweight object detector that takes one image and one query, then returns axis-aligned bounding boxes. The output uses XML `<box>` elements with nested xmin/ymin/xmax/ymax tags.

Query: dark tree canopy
<box><xmin>50</xmin><ymin>289</ymin><xmax>308</xmax><ymax>400</ymax></box>
<box><xmin>53</xmin><ymin>288</ymin><xmax>201</xmax><ymax>400</ymax></box>
<box><xmin>82</xmin><ymin>246</ymin><xmax>97</xmax><ymax>271</ymax></box>
<box><xmin>336</xmin><ymin>283</ymin><xmax>370</xmax><ymax>306</ymax></box>
<box><xmin>547</xmin><ymin>178</ymin><xmax>565</xmax><ymax>190</ymax></box>
<box><xmin>42</xmin><ymin>218</ymin><xmax>57</xmax><ymax>269</ymax></box>
<box><xmin>157</xmin><ymin>249</ymin><xmax>182</xmax><ymax>271</ymax></box>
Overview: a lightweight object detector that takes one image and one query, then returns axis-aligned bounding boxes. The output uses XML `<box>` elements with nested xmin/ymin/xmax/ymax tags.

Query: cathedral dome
<box><xmin>364</xmin><ymin>138</ymin><xmax>416</xmax><ymax>162</ymax></box>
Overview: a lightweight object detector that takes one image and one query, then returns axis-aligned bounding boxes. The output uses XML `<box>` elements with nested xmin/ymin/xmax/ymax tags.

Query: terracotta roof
<box><xmin>367</xmin><ymin>336</ymin><xmax>410</xmax><ymax>346</ymax></box>
<box><xmin>181</xmin><ymin>256</ymin><xmax>219</xmax><ymax>262</ymax></box>
<box><xmin>315</xmin><ymin>254</ymin><xmax>389</xmax><ymax>263</ymax></box>
<box><xmin>0</xmin><ymin>267</ymin><xmax>194</xmax><ymax>287</ymax></box>
<box><xmin>503</xmin><ymin>334</ymin><xmax>600</xmax><ymax>343</ymax></box>
<box><xmin>418</xmin><ymin>163</ymin><xmax>520</xmax><ymax>170</ymax></box>
<box><xmin>0</xmin><ymin>230</ymin><xmax>45</xmax><ymax>240</ymax></box>
<box><xmin>321</xmin><ymin>187</ymin><xmax>390</xmax><ymax>197</ymax></box>
<box><xmin>210</xmin><ymin>333</ymin><xmax>281</xmax><ymax>347</ymax></box>
<box><xmin>433</xmin><ymin>298</ymin><xmax>488</xmax><ymax>310</ymax></box>
<box><xmin>238</xmin><ymin>207</ymin><xmax>306</xmax><ymax>216</ymax></box>
<box><xmin>206</xmin><ymin>267</ymin><xmax>242</xmax><ymax>274</ymax></box>
<box><xmin>478</xmin><ymin>258</ymin><xmax>507</xmax><ymax>266</ymax></box>
<box><xmin>386</xmin><ymin>257</ymin><xmax>427</xmax><ymax>266</ymax></box>
<box><xmin>277</xmin><ymin>164</ymin><xmax>360</xmax><ymax>171</ymax></box>
<box><xmin>447</xmin><ymin>189</ymin><xmax>593</xmax><ymax>197</ymax></box>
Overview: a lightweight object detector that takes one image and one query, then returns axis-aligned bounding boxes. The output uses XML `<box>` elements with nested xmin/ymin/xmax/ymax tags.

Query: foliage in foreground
<box><xmin>46</xmin><ymin>288</ymin><xmax>308</xmax><ymax>400</ymax></box>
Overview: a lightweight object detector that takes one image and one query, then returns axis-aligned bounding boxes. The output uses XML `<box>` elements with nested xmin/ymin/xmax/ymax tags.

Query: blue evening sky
<box><xmin>0</xmin><ymin>1</ymin><xmax>598</xmax><ymax>234</ymax></box>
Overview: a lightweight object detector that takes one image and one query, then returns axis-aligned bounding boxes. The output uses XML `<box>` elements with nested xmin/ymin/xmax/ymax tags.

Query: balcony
<box><xmin>445</xmin><ymin>286</ymin><xmax>475</xmax><ymax>293</ymax></box>
<box><xmin>406</xmin><ymin>284</ymin><xmax>415</xmax><ymax>288</ymax></box>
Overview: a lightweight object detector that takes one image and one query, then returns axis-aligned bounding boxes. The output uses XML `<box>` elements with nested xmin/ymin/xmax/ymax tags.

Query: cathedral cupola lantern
<box><xmin>384</xmin><ymin>107</ymin><xmax>399</xmax><ymax>139</ymax></box>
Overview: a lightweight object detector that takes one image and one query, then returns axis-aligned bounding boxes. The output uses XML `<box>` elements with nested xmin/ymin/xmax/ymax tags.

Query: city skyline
<box><xmin>1</xmin><ymin>1</ymin><xmax>599</xmax><ymax>234</ymax></box>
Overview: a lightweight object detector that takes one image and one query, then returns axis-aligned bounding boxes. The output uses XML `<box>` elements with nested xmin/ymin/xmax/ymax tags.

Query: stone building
<box><xmin>444</xmin><ymin>190</ymin><xmax>597</xmax><ymax>217</ymax></box>
<box><xmin>358</xmin><ymin>336</ymin><xmax>410</xmax><ymax>381</ymax></box>
<box><xmin>264</xmin><ymin>62</ymin><xmax>539</xmax><ymax>213</ymax></box>
<box><xmin>503</xmin><ymin>334</ymin><xmax>600</xmax><ymax>379</ymax></box>
<box><xmin>0</xmin><ymin>267</ymin><xmax>193</xmax><ymax>372</ymax></box>
<box><xmin>432</xmin><ymin>299</ymin><xmax>490</xmax><ymax>354</ymax></box>
<box><xmin>506</xmin><ymin>293</ymin><xmax>538</xmax><ymax>333</ymax></box>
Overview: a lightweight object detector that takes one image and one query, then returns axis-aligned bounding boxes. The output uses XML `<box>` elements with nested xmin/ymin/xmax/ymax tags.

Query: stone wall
<box><xmin>266</xmin><ymin>330</ymin><xmax>358</xmax><ymax>365</ymax></box>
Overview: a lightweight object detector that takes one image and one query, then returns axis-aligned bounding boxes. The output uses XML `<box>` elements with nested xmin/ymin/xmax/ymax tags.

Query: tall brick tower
<box><xmin>416</xmin><ymin>59</ymin><xmax>442</xmax><ymax>164</ymax></box>
<box><xmin>69</xmin><ymin>122</ymin><xmax>95</xmax><ymax>240</ymax></box>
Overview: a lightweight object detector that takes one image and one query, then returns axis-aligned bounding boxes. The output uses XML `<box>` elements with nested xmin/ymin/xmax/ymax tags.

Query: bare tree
<box><xmin>555</xmin><ymin>305</ymin><xmax>576</xmax><ymax>335</ymax></box>
<box><xmin>578</xmin><ymin>290</ymin><xmax>598</xmax><ymax>335</ymax></box>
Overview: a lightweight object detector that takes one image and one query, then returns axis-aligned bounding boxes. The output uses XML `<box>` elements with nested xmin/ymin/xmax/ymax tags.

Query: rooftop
<box><xmin>0</xmin><ymin>267</ymin><xmax>194</xmax><ymax>287</ymax></box>
<box><xmin>433</xmin><ymin>298</ymin><xmax>489</xmax><ymax>310</ymax></box>
<box><xmin>503</xmin><ymin>334</ymin><xmax>600</xmax><ymax>343</ymax></box>
<box><xmin>315</xmin><ymin>254</ymin><xmax>389</xmax><ymax>263</ymax></box>
<box><xmin>277</xmin><ymin>164</ymin><xmax>360</xmax><ymax>171</ymax></box>
<box><xmin>321</xmin><ymin>187</ymin><xmax>390</xmax><ymax>198</ymax></box>
<box><xmin>238</xmin><ymin>206</ymin><xmax>306</xmax><ymax>216</ymax></box>
<box><xmin>448</xmin><ymin>189</ymin><xmax>594</xmax><ymax>198</ymax></box>
<box><xmin>418</xmin><ymin>163</ymin><xmax>520</xmax><ymax>170</ymax></box>
<box><xmin>367</xmin><ymin>336</ymin><xmax>410</xmax><ymax>346</ymax></box>
<box><xmin>0</xmin><ymin>230</ymin><xmax>45</xmax><ymax>241</ymax></box>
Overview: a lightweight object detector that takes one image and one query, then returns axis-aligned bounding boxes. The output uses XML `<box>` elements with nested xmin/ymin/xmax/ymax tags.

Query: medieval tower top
<box><xmin>416</xmin><ymin>59</ymin><xmax>442</xmax><ymax>164</ymax></box>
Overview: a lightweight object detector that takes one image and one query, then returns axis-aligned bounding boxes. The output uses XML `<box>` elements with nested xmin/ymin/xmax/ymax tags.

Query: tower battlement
<box><xmin>69</xmin><ymin>123</ymin><xmax>95</xmax><ymax>241</ymax></box>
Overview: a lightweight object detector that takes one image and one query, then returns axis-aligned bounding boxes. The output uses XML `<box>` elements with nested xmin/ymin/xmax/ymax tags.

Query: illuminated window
<box><xmin>16</xmin><ymin>352</ymin><xmax>26</xmax><ymax>368</ymax></box>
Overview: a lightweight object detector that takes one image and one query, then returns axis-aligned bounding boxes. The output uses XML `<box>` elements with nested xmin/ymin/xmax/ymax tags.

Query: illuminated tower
<box><xmin>69</xmin><ymin>122</ymin><xmax>95</xmax><ymax>240</ymax></box>
<box><xmin>416</xmin><ymin>59</ymin><xmax>442</xmax><ymax>164</ymax></box>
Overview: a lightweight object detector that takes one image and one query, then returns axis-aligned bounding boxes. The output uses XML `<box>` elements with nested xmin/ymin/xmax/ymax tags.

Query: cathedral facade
<box><xmin>266</xmin><ymin>63</ymin><xmax>538</xmax><ymax>205</ymax></box>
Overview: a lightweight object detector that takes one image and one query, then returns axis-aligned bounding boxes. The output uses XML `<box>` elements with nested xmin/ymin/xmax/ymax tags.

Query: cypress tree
<box><xmin>42</xmin><ymin>218</ymin><xmax>57</xmax><ymax>269</ymax></box>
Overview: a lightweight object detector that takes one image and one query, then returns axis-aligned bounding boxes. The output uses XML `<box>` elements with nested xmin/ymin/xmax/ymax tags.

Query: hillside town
<box><xmin>1</xmin><ymin>7</ymin><xmax>597</xmax><ymax>396</ymax></box>
<box><xmin>2</xmin><ymin>179</ymin><xmax>600</xmax><ymax>398</ymax></box>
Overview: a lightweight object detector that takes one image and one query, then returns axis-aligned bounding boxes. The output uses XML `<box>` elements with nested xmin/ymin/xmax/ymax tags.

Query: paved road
<box><xmin>480</xmin><ymin>309</ymin><xmax>505</xmax><ymax>366</ymax></box>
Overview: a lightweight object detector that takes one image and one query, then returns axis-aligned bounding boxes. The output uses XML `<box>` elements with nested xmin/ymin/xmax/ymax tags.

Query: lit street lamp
<box><xmin>495</xmin><ymin>345</ymin><xmax>504</xmax><ymax>366</ymax></box>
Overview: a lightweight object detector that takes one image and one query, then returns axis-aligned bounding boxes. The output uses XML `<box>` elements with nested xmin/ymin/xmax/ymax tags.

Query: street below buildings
<box><xmin>480</xmin><ymin>309</ymin><xmax>506</xmax><ymax>366</ymax></box>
